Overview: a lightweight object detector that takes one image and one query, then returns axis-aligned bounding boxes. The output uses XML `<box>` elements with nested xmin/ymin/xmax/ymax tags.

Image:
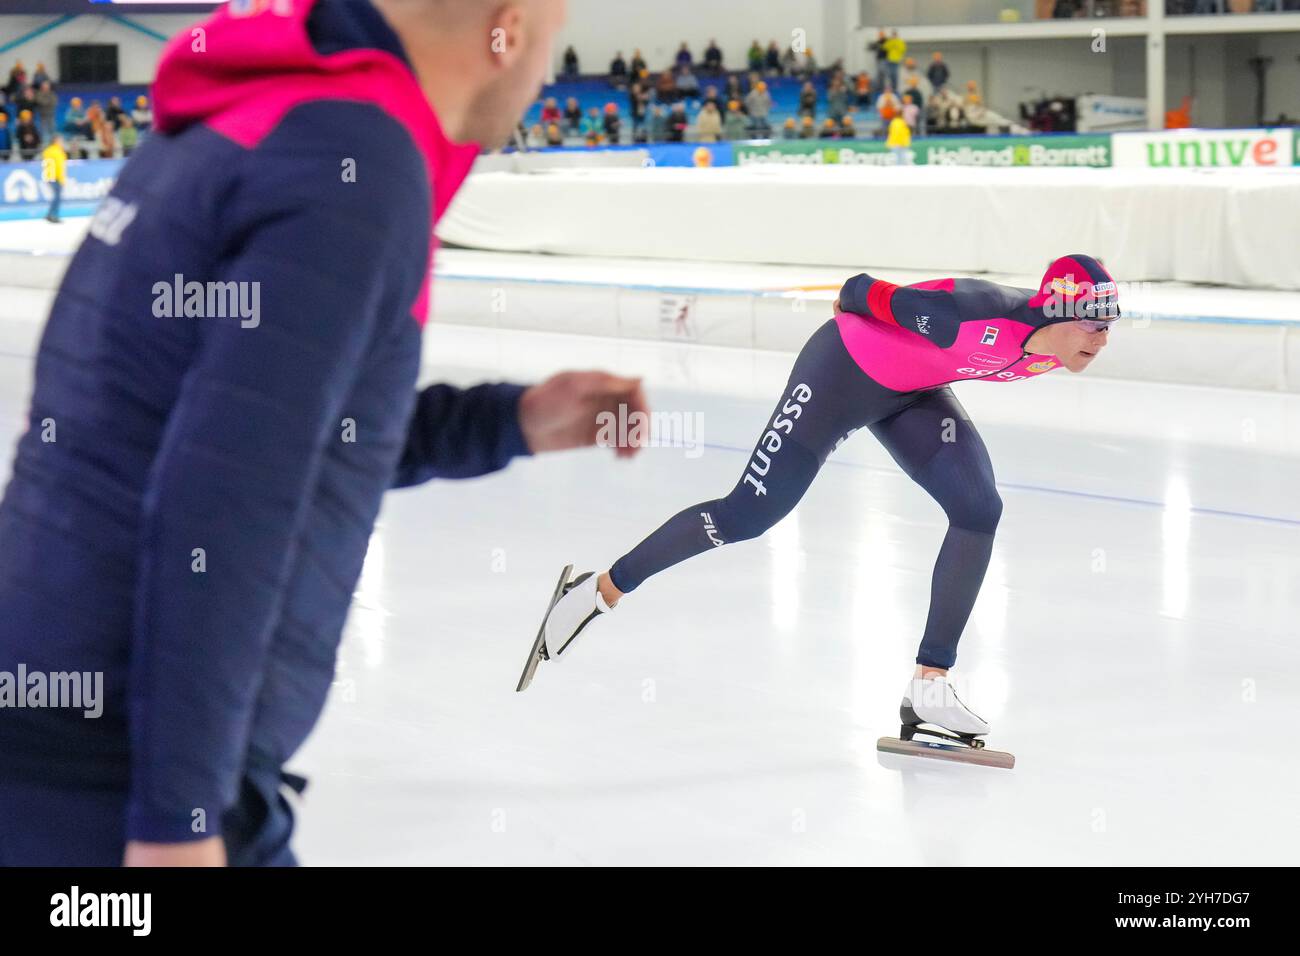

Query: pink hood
<box><xmin>152</xmin><ymin>0</ymin><xmax>479</xmax><ymax>323</ymax></box>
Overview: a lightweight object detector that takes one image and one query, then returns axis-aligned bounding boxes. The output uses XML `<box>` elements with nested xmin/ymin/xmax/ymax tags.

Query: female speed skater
<box><xmin>518</xmin><ymin>254</ymin><xmax>1120</xmax><ymax>758</ymax></box>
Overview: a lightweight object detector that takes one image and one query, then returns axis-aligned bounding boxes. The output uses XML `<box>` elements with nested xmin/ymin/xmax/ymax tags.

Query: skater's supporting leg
<box><xmin>868</xmin><ymin>388</ymin><xmax>1002</xmax><ymax>670</ymax></box>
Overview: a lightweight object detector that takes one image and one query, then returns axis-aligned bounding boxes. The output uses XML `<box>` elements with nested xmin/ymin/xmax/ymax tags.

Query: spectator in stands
<box><xmin>704</xmin><ymin>39</ymin><xmax>723</xmax><ymax>74</ymax></box>
<box><xmin>964</xmin><ymin>93</ymin><xmax>990</xmax><ymax>131</ymax></box>
<box><xmin>798</xmin><ymin>81</ymin><xmax>818</xmax><ymax>118</ymax></box>
<box><xmin>876</xmin><ymin>87</ymin><xmax>901</xmax><ymax>135</ymax></box>
<box><xmin>780</xmin><ymin>45</ymin><xmax>798</xmax><ymax>77</ymax></box>
<box><xmin>16</xmin><ymin>109</ymin><xmax>42</xmax><ymax>160</ymax></box>
<box><xmin>526</xmin><ymin>123</ymin><xmax>546</xmax><ymax>148</ymax></box>
<box><xmin>0</xmin><ymin>103</ymin><xmax>11</xmax><ymax>159</ymax></box>
<box><xmin>840</xmin><ymin>115</ymin><xmax>857</xmax><ymax>139</ymax></box>
<box><xmin>964</xmin><ymin>79</ymin><xmax>982</xmax><ymax>110</ymax></box>
<box><xmin>927</xmin><ymin>51</ymin><xmax>950</xmax><ymax>93</ymax></box>
<box><xmin>781</xmin><ymin>116</ymin><xmax>798</xmax><ymax>139</ymax></box>
<box><xmin>62</xmin><ymin>96</ymin><xmax>89</xmax><ymax>139</ymax></box>
<box><xmin>725</xmin><ymin>100</ymin><xmax>749</xmax><ymax>140</ymax></box>
<box><xmin>724</xmin><ymin>73</ymin><xmax>744</xmax><ymax>105</ymax></box>
<box><xmin>630</xmin><ymin>49</ymin><xmax>647</xmax><ymax>76</ymax></box>
<box><xmin>696</xmin><ymin>101</ymin><xmax>722</xmax><ymax>142</ymax></box>
<box><xmin>627</xmin><ymin>83</ymin><xmax>649</xmax><ymax>134</ymax></box>
<box><xmin>35</xmin><ymin>81</ymin><xmax>57</xmax><ymax>137</ymax></box>
<box><xmin>765</xmin><ymin>41</ymin><xmax>783</xmax><ymax>76</ymax></box>
<box><xmin>602</xmin><ymin>102</ymin><xmax>621</xmax><ymax>143</ymax></box>
<box><xmin>883</xmin><ymin>31</ymin><xmax>906</xmax><ymax>94</ymax></box>
<box><xmin>799</xmin><ymin>115</ymin><xmax>815</xmax><ymax>139</ymax></box>
<box><xmin>886</xmin><ymin>112</ymin><xmax>912</xmax><ymax>163</ymax></box>
<box><xmin>655</xmin><ymin>70</ymin><xmax>677</xmax><ymax>104</ymax></box>
<box><xmin>119</xmin><ymin>115</ymin><xmax>139</xmax><ymax>156</ymax></box>
<box><xmin>131</xmin><ymin>94</ymin><xmax>153</xmax><ymax>132</ymax></box>
<box><xmin>609</xmin><ymin>51</ymin><xmax>627</xmax><ymax>88</ymax></box>
<box><xmin>562</xmin><ymin>45</ymin><xmax>579</xmax><ymax>77</ymax></box>
<box><xmin>902</xmin><ymin>92</ymin><xmax>921</xmax><ymax>134</ymax></box>
<box><xmin>701</xmin><ymin>84</ymin><xmax>722</xmax><ymax>115</ymax></box>
<box><xmin>541</xmin><ymin>96</ymin><xmax>561</xmax><ymax>123</ymax></box>
<box><xmin>904</xmin><ymin>76</ymin><xmax>926</xmax><ymax>116</ymax></box>
<box><xmin>868</xmin><ymin>30</ymin><xmax>889</xmax><ymax>92</ymax></box>
<box><xmin>854</xmin><ymin>71</ymin><xmax>873</xmax><ymax>107</ymax></box>
<box><xmin>32</xmin><ymin>62</ymin><xmax>51</xmax><ymax>89</ymax></box>
<box><xmin>744</xmin><ymin>79</ymin><xmax>772</xmax><ymax>136</ymax></box>
<box><xmin>4</xmin><ymin>62</ymin><xmax>27</xmax><ymax>100</ymax></box>
<box><xmin>545</xmin><ymin>122</ymin><xmax>564</xmax><ymax>146</ymax></box>
<box><xmin>827</xmin><ymin>75</ymin><xmax>848</xmax><ymax>123</ymax></box>
<box><xmin>106</xmin><ymin>95</ymin><xmax>128</xmax><ymax>130</ymax></box>
<box><xmin>1053</xmin><ymin>0</ymin><xmax>1083</xmax><ymax>15</ymax></box>
<box><xmin>93</xmin><ymin>104</ymin><xmax>117</xmax><ymax>157</ymax></box>
<box><xmin>818</xmin><ymin>118</ymin><xmax>838</xmax><ymax>139</ymax></box>
<box><xmin>667</xmin><ymin>102</ymin><xmax>688</xmax><ymax>142</ymax></box>
<box><xmin>649</xmin><ymin>104</ymin><xmax>668</xmax><ymax>142</ymax></box>
<box><xmin>935</xmin><ymin>89</ymin><xmax>967</xmax><ymax>132</ymax></box>
<box><xmin>747</xmin><ymin>40</ymin><xmax>763</xmax><ymax>74</ymax></box>
<box><xmin>580</xmin><ymin>106</ymin><xmax>602</xmax><ymax>139</ymax></box>
<box><xmin>41</xmin><ymin>134</ymin><xmax>67</xmax><ymax>223</ymax></box>
<box><xmin>901</xmin><ymin>57</ymin><xmax>922</xmax><ymax>96</ymax></box>
<box><xmin>563</xmin><ymin>95</ymin><xmax>581</xmax><ymax>134</ymax></box>
<box><xmin>675</xmin><ymin>65</ymin><xmax>700</xmax><ymax>99</ymax></box>
<box><xmin>14</xmin><ymin>84</ymin><xmax>37</xmax><ymax>120</ymax></box>
<box><xmin>675</xmin><ymin>42</ymin><xmax>693</xmax><ymax>72</ymax></box>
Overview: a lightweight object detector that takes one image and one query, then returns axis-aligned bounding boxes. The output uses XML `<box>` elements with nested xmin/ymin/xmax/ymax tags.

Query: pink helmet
<box><xmin>1029</xmin><ymin>254</ymin><xmax>1120</xmax><ymax>325</ymax></box>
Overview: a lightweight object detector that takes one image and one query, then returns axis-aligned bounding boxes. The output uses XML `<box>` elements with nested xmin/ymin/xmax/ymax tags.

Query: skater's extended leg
<box><xmin>608</xmin><ymin>320</ymin><xmax>876</xmax><ymax>595</ymax></box>
<box><xmin>869</xmin><ymin>388</ymin><xmax>1002</xmax><ymax>671</ymax></box>
<box><xmin>525</xmin><ymin>320</ymin><xmax>887</xmax><ymax>676</ymax></box>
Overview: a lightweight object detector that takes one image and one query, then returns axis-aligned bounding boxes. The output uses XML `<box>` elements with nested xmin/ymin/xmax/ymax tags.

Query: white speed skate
<box><xmin>515</xmin><ymin>566</ymin><xmax>613</xmax><ymax>691</ymax></box>
<box><xmin>877</xmin><ymin>675</ymin><xmax>1015</xmax><ymax>769</ymax></box>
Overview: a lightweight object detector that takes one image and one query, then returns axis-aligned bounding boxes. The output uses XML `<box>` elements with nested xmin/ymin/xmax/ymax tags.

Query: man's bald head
<box><xmin>374</xmin><ymin>0</ymin><xmax>566</xmax><ymax>147</ymax></box>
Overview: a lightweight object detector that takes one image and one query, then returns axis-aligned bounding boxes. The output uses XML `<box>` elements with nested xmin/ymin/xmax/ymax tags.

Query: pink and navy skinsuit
<box><xmin>0</xmin><ymin>0</ymin><xmax>533</xmax><ymax>865</ymax></box>
<box><xmin>610</xmin><ymin>254</ymin><xmax>1119</xmax><ymax>670</ymax></box>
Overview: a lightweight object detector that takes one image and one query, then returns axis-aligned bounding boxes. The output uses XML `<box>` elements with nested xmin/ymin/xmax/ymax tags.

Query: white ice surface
<box><xmin>1</xmin><ymin>230</ymin><xmax>1297</xmax><ymax>865</ymax></box>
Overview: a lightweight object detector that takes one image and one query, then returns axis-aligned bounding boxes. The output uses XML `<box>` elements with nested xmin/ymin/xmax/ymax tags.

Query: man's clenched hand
<box><xmin>519</xmin><ymin>371</ymin><xmax>648</xmax><ymax>458</ymax></box>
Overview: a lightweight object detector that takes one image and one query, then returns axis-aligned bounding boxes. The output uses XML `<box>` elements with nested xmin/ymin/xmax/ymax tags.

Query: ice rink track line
<box><xmin>695</xmin><ymin>439</ymin><xmax>1300</xmax><ymax>529</ymax></box>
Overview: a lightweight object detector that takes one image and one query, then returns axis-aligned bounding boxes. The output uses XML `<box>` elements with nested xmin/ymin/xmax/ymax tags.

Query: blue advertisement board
<box><xmin>0</xmin><ymin>159</ymin><xmax>124</xmax><ymax>220</ymax></box>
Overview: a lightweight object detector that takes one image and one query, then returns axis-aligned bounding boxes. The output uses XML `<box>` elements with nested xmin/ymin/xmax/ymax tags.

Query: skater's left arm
<box><xmin>392</xmin><ymin>371</ymin><xmax>648</xmax><ymax>487</ymax></box>
<box><xmin>836</xmin><ymin>272</ymin><xmax>963</xmax><ymax>347</ymax></box>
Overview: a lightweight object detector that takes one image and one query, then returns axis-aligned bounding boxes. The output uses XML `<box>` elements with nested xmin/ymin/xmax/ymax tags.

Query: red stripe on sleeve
<box><xmin>867</xmin><ymin>279</ymin><xmax>900</xmax><ymax>326</ymax></box>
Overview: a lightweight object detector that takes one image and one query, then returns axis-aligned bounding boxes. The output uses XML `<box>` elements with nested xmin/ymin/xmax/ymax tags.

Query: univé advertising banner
<box><xmin>1111</xmin><ymin>128</ymin><xmax>1295</xmax><ymax>169</ymax></box>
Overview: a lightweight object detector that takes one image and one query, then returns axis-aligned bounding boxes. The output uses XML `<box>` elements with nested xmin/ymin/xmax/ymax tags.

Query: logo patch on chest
<box><xmin>980</xmin><ymin>326</ymin><xmax>999</xmax><ymax>346</ymax></box>
<box><xmin>967</xmin><ymin>352</ymin><xmax>1008</xmax><ymax>368</ymax></box>
<box><xmin>1026</xmin><ymin>359</ymin><xmax>1058</xmax><ymax>373</ymax></box>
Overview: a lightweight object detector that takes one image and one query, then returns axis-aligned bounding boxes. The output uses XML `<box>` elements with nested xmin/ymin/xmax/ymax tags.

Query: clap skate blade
<box><xmin>876</xmin><ymin>702</ymin><xmax>1015</xmax><ymax>769</ymax></box>
<box><xmin>515</xmin><ymin>564</ymin><xmax>574</xmax><ymax>693</ymax></box>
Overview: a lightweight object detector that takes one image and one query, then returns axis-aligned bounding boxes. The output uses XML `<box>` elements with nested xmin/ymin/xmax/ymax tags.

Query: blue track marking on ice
<box><xmin>693</xmin><ymin>439</ymin><xmax>1300</xmax><ymax>528</ymax></box>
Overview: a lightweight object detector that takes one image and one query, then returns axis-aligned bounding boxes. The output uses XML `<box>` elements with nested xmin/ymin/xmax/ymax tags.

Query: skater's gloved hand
<box><xmin>519</xmin><ymin>371</ymin><xmax>648</xmax><ymax>459</ymax></box>
<box><xmin>124</xmin><ymin>836</ymin><xmax>227</xmax><ymax>867</ymax></box>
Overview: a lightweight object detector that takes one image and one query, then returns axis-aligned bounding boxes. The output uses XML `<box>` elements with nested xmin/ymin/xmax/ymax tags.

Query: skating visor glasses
<box><xmin>1075</xmin><ymin>317</ymin><xmax>1116</xmax><ymax>333</ymax></box>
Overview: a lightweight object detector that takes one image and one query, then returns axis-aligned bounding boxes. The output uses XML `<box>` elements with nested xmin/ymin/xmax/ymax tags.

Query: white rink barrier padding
<box><xmin>2</xmin><ymin>221</ymin><xmax>1299</xmax><ymax>394</ymax></box>
<box><xmin>428</xmin><ymin>270</ymin><xmax>1300</xmax><ymax>394</ymax></box>
<box><xmin>437</xmin><ymin>164</ymin><xmax>1300</xmax><ymax>292</ymax></box>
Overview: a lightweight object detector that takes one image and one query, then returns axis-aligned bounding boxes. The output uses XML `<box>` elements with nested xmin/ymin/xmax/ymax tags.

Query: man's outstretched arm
<box><xmin>392</xmin><ymin>371</ymin><xmax>649</xmax><ymax>487</ymax></box>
